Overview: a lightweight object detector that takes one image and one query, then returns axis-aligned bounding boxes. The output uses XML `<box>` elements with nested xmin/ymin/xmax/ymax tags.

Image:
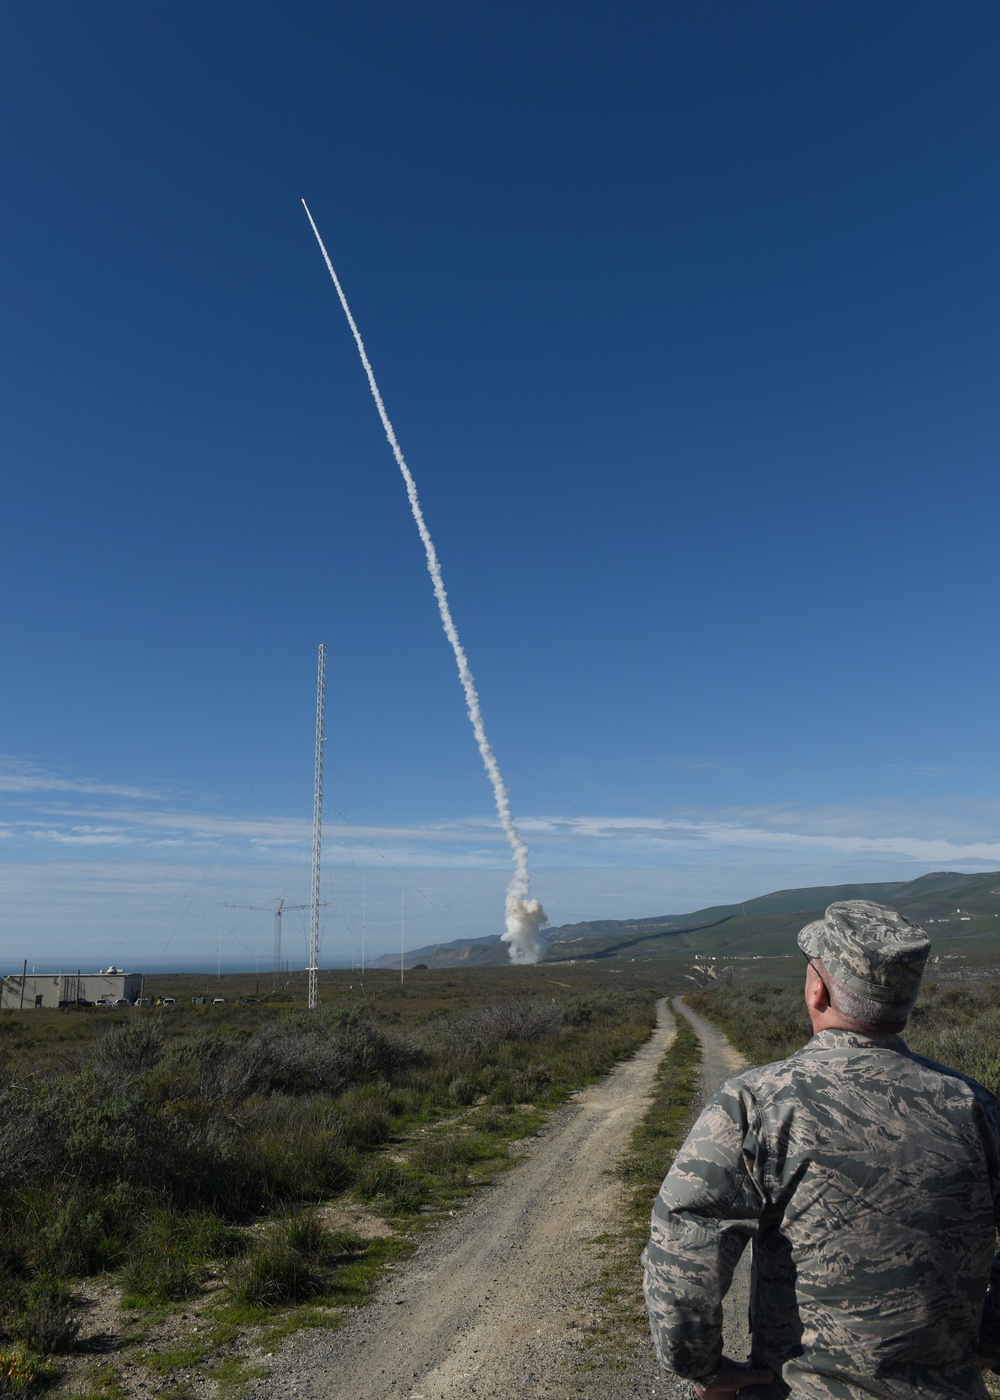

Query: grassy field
<box><xmin>0</xmin><ymin>962</ymin><xmax>683</xmax><ymax>1396</ymax></box>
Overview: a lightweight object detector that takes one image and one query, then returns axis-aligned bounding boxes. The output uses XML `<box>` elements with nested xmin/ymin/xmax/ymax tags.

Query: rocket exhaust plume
<box><xmin>302</xmin><ymin>200</ymin><xmax>546</xmax><ymax>965</ymax></box>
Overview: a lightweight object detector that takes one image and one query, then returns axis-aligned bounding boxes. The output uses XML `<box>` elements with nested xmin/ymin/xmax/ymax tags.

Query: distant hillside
<box><xmin>369</xmin><ymin>933</ymin><xmax>508</xmax><ymax>969</ymax></box>
<box><xmin>373</xmin><ymin>871</ymin><xmax>1000</xmax><ymax>968</ymax></box>
<box><xmin>544</xmin><ymin>870</ymin><xmax>1000</xmax><ymax>962</ymax></box>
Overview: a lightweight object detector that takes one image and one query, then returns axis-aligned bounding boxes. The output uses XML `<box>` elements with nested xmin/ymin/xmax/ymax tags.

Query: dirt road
<box><xmin>670</xmin><ymin>997</ymin><xmax>751</xmax><ymax>1365</ymax></box>
<box><xmin>246</xmin><ymin>996</ymin><xmax>751</xmax><ymax>1400</ymax></box>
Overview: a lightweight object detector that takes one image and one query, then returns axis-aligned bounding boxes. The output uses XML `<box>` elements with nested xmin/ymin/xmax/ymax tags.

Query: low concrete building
<box><xmin>0</xmin><ymin>967</ymin><xmax>143</xmax><ymax>1009</ymax></box>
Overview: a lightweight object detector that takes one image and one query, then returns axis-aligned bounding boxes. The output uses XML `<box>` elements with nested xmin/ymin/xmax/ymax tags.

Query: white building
<box><xmin>0</xmin><ymin>967</ymin><xmax>143</xmax><ymax>1009</ymax></box>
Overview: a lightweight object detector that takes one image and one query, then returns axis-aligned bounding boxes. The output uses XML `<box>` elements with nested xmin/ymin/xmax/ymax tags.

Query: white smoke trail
<box><xmin>302</xmin><ymin>200</ymin><xmax>547</xmax><ymax>965</ymax></box>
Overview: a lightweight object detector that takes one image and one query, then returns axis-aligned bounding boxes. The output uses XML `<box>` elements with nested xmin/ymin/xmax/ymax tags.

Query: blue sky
<box><xmin>3</xmin><ymin>2</ymin><xmax>999</xmax><ymax>971</ymax></box>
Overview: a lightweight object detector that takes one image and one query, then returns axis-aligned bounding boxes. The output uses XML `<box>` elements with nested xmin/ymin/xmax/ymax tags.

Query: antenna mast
<box><xmin>220</xmin><ymin>899</ymin><xmax>319</xmax><ymax>990</ymax></box>
<box><xmin>308</xmin><ymin>643</ymin><xmax>326</xmax><ymax>1009</ymax></box>
<box><xmin>273</xmin><ymin>899</ymin><xmax>285</xmax><ymax>978</ymax></box>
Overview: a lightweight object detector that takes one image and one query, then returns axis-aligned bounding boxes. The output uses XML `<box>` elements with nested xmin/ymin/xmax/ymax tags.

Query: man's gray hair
<box><xmin>828</xmin><ymin>976</ymin><xmax>915</xmax><ymax>1032</ymax></box>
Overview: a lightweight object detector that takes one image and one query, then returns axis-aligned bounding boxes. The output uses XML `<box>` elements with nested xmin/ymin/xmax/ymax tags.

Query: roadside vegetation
<box><xmin>589</xmin><ymin>1006</ymin><xmax>702</xmax><ymax>1366</ymax></box>
<box><xmin>685</xmin><ymin>979</ymin><xmax>811</xmax><ymax>1064</ymax></box>
<box><xmin>0</xmin><ymin>964</ymin><xmax>671</xmax><ymax>1397</ymax></box>
<box><xmin>687</xmin><ymin>974</ymin><xmax>1000</xmax><ymax>1093</ymax></box>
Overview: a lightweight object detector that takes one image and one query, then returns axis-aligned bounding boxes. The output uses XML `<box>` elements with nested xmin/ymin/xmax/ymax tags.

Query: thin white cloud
<box><xmin>54</xmin><ymin>807</ymin><xmax>311</xmax><ymax>842</ymax></box>
<box><xmin>9</xmin><ymin>797</ymin><xmax>1000</xmax><ymax>870</ymax></box>
<box><xmin>515</xmin><ymin>804</ymin><xmax>1000</xmax><ymax>861</ymax></box>
<box><xmin>26</xmin><ymin>828</ymin><xmax>140</xmax><ymax>847</ymax></box>
<box><xmin>0</xmin><ymin>759</ymin><xmax>158</xmax><ymax>800</ymax></box>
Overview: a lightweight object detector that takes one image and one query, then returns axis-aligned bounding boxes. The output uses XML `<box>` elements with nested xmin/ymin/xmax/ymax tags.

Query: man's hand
<box><xmin>693</xmin><ymin>1358</ymin><xmax>776</xmax><ymax>1399</ymax></box>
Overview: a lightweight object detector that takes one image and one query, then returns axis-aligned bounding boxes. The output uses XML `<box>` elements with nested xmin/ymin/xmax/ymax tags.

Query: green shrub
<box><xmin>486</xmin><ymin>1064</ymin><xmax>551</xmax><ymax>1104</ymax></box>
<box><xmin>562</xmin><ymin>993</ymin><xmax>637</xmax><ymax>1027</ymax></box>
<box><xmin>276</xmin><ymin>1212</ymin><xmax>365</xmax><ymax>1266</ymax></box>
<box><xmin>31</xmin><ymin>1189</ymin><xmax>127</xmax><ymax>1277</ymax></box>
<box><xmin>121</xmin><ymin>1250</ymin><xmax>200</xmax><ymax>1307</ymax></box>
<box><xmin>12</xmin><ymin>1278</ymin><xmax>80</xmax><ymax>1354</ymax></box>
<box><xmin>119</xmin><ymin>1207</ymin><xmax>247</xmax><ymax>1307</ymax></box>
<box><xmin>447</xmin><ymin>1076</ymin><xmax>478</xmax><ymax>1106</ymax></box>
<box><xmin>336</xmin><ymin>1083</ymin><xmax>392</xmax><ymax>1147</ymax></box>
<box><xmin>120</xmin><ymin>1226</ymin><xmax>200</xmax><ymax>1306</ymax></box>
<box><xmin>224</xmin><ymin>1220</ymin><xmax>320</xmax><ymax>1304</ymax></box>
<box><xmin>353</xmin><ymin>1158</ymin><xmax>426</xmax><ymax>1213</ymax></box>
<box><xmin>187</xmin><ymin>1213</ymin><xmax>247</xmax><ymax>1261</ymax></box>
<box><xmin>64</xmin><ymin>1088</ymin><xmax>161</xmax><ymax>1190</ymax></box>
<box><xmin>410</xmin><ymin>1130</ymin><xmax>503</xmax><ymax>1185</ymax></box>
<box><xmin>226</xmin><ymin>1210</ymin><xmax>367</xmax><ymax>1307</ymax></box>
<box><xmin>0</xmin><ymin>1238</ymin><xmax>28</xmax><ymax>1299</ymax></box>
<box><xmin>90</xmin><ymin>1021</ymin><xmax>165</xmax><ymax>1085</ymax></box>
<box><xmin>409</xmin><ymin>1134</ymin><xmax>470</xmax><ymax>1184</ymax></box>
<box><xmin>476</xmin><ymin>1105</ymin><xmax>516</xmax><ymax>1134</ymax></box>
<box><xmin>907</xmin><ymin>991</ymin><xmax>1000</xmax><ymax>1094</ymax></box>
<box><xmin>231</xmin><ymin>1105</ymin><xmax>354</xmax><ymax>1203</ymax></box>
<box><xmin>279</xmin><ymin>1212</ymin><xmax>328</xmax><ymax>1259</ymax></box>
<box><xmin>445</xmin><ymin>1000</ymin><xmax>562</xmax><ymax>1056</ymax></box>
<box><xmin>227</xmin><ymin>1244</ymin><xmax>320</xmax><ymax>1307</ymax></box>
<box><xmin>177</xmin><ymin>1009</ymin><xmax>411</xmax><ymax>1102</ymax></box>
<box><xmin>353</xmin><ymin>1157</ymin><xmax>398</xmax><ymax>1201</ymax></box>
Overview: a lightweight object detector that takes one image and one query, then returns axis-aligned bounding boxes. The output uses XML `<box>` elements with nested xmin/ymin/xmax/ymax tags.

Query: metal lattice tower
<box><xmin>308</xmin><ymin>643</ymin><xmax>327</xmax><ymax>1009</ymax></box>
<box><xmin>273</xmin><ymin>898</ymin><xmax>286</xmax><ymax>975</ymax></box>
<box><xmin>221</xmin><ymin>899</ymin><xmax>313</xmax><ymax>985</ymax></box>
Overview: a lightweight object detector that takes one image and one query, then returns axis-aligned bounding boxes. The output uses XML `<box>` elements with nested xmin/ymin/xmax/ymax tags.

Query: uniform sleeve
<box><xmin>976</xmin><ymin>1091</ymin><xmax>1000</xmax><ymax>1370</ymax></box>
<box><xmin>642</xmin><ymin>1079</ymin><xmax>766</xmax><ymax>1381</ymax></box>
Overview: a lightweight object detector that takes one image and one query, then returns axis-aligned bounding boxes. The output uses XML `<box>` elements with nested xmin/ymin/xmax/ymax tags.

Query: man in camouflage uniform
<box><xmin>642</xmin><ymin>900</ymin><xmax>1000</xmax><ymax>1399</ymax></box>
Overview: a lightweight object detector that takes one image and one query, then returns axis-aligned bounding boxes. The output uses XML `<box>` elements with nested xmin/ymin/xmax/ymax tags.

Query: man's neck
<box><xmin>808</xmin><ymin>1008</ymin><xmax>888</xmax><ymax>1035</ymax></box>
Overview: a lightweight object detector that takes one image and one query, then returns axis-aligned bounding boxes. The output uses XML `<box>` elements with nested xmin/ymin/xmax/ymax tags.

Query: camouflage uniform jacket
<box><xmin>642</xmin><ymin>1029</ymin><xmax>1000</xmax><ymax>1399</ymax></box>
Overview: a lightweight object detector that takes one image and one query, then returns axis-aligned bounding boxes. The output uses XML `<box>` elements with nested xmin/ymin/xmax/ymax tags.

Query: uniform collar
<box><xmin>808</xmin><ymin>1027</ymin><xmax>908</xmax><ymax>1052</ymax></box>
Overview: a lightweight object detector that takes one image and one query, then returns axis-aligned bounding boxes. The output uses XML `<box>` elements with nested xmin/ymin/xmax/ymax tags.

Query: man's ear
<box><xmin>804</xmin><ymin>966</ymin><xmax>829</xmax><ymax>1014</ymax></box>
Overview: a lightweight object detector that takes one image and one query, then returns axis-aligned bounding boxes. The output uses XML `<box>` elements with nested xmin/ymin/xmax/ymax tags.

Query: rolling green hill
<box><xmin>544</xmin><ymin>870</ymin><xmax>1000</xmax><ymax>962</ymax></box>
<box><xmin>373</xmin><ymin>871</ymin><xmax>1000</xmax><ymax>969</ymax></box>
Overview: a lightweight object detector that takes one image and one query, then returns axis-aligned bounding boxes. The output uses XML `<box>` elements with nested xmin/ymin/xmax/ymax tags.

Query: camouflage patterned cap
<box><xmin>797</xmin><ymin>900</ymin><xmax>931</xmax><ymax>1004</ymax></box>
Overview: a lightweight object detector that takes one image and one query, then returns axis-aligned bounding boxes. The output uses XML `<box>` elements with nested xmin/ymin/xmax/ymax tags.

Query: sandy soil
<box><xmin>242</xmin><ymin>996</ymin><xmax>752</xmax><ymax>1400</ymax></box>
